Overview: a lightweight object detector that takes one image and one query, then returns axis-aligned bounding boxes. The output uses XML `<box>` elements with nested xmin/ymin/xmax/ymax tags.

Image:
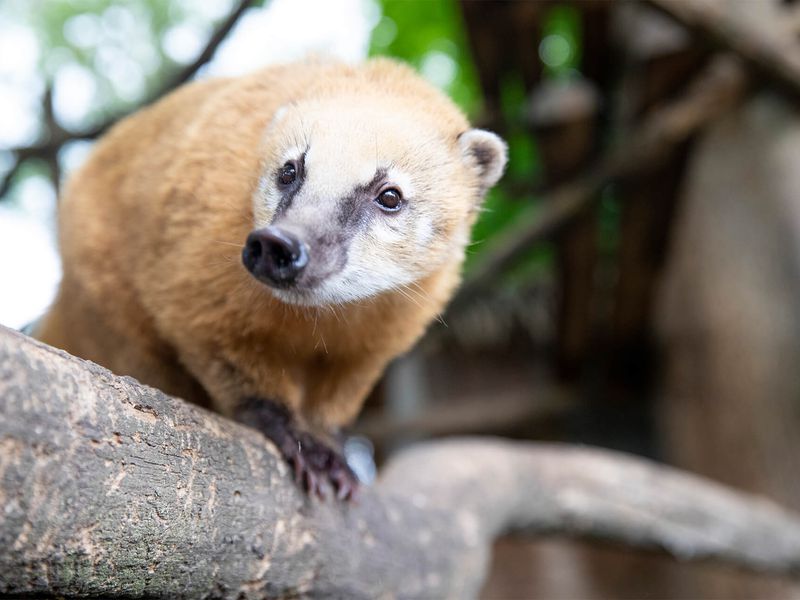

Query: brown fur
<box><xmin>36</xmin><ymin>59</ymin><xmax>502</xmax><ymax>434</ymax></box>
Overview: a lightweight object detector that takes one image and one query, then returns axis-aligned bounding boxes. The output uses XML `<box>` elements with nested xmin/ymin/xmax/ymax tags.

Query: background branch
<box><xmin>644</xmin><ymin>0</ymin><xmax>800</xmax><ymax>101</ymax></box>
<box><xmin>1</xmin><ymin>325</ymin><xmax>800</xmax><ymax>598</ymax></box>
<box><xmin>0</xmin><ymin>0</ymin><xmax>255</xmax><ymax>200</ymax></box>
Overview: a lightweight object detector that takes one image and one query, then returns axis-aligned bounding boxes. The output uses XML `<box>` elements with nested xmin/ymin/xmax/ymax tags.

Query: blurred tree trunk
<box><xmin>656</xmin><ymin>92</ymin><xmax>800</xmax><ymax>598</ymax></box>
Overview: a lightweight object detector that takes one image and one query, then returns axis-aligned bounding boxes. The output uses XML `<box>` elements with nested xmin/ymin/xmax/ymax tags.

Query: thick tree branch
<box><xmin>0</xmin><ymin>0</ymin><xmax>255</xmax><ymax>200</ymax></box>
<box><xmin>1</xmin><ymin>325</ymin><xmax>800</xmax><ymax>598</ymax></box>
<box><xmin>452</xmin><ymin>55</ymin><xmax>748</xmax><ymax>307</ymax></box>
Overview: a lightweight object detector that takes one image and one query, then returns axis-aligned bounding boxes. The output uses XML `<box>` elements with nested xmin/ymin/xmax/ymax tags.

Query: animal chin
<box><xmin>267</xmin><ymin>285</ymin><xmax>328</xmax><ymax>307</ymax></box>
<box><xmin>266</xmin><ymin>277</ymin><xmax>377</xmax><ymax>307</ymax></box>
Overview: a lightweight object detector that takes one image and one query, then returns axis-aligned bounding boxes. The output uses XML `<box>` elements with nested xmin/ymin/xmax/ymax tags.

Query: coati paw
<box><xmin>288</xmin><ymin>431</ymin><xmax>359</xmax><ymax>501</ymax></box>
<box><xmin>236</xmin><ymin>397</ymin><xmax>359</xmax><ymax>501</ymax></box>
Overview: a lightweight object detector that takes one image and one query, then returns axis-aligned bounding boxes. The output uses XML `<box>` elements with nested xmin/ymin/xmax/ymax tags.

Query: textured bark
<box><xmin>2</xmin><ymin>326</ymin><xmax>800</xmax><ymax>599</ymax></box>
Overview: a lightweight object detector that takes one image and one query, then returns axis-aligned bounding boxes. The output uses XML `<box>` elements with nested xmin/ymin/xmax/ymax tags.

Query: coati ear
<box><xmin>458</xmin><ymin>129</ymin><xmax>508</xmax><ymax>191</ymax></box>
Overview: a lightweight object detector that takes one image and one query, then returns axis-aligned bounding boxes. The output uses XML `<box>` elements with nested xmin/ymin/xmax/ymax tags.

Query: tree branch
<box><xmin>452</xmin><ymin>55</ymin><xmax>749</xmax><ymax>308</ymax></box>
<box><xmin>1</xmin><ymin>325</ymin><xmax>800</xmax><ymax>597</ymax></box>
<box><xmin>0</xmin><ymin>156</ymin><xmax>24</xmax><ymax>201</ymax></box>
<box><xmin>0</xmin><ymin>0</ymin><xmax>255</xmax><ymax>200</ymax></box>
<box><xmin>644</xmin><ymin>0</ymin><xmax>800</xmax><ymax>101</ymax></box>
<box><xmin>82</xmin><ymin>0</ymin><xmax>256</xmax><ymax>141</ymax></box>
<box><xmin>165</xmin><ymin>0</ymin><xmax>255</xmax><ymax>93</ymax></box>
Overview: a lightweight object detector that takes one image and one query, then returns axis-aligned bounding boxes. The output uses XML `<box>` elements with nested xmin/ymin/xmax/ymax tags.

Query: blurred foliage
<box><xmin>370</xmin><ymin>0</ymin><xmax>481</xmax><ymax>116</ymax></box>
<box><xmin>1</xmin><ymin>0</ymin><xmax>250</xmax><ymax>209</ymax></box>
<box><xmin>540</xmin><ymin>5</ymin><xmax>582</xmax><ymax>78</ymax></box>
<box><xmin>4</xmin><ymin>0</ymin><xmax>245</xmax><ymax>129</ymax></box>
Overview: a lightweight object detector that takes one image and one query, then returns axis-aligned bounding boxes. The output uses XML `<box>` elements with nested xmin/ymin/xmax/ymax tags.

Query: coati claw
<box><xmin>289</xmin><ymin>430</ymin><xmax>358</xmax><ymax>501</ymax></box>
<box><xmin>236</xmin><ymin>397</ymin><xmax>359</xmax><ymax>501</ymax></box>
<box><xmin>330</xmin><ymin>462</ymin><xmax>358</xmax><ymax>501</ymax></box>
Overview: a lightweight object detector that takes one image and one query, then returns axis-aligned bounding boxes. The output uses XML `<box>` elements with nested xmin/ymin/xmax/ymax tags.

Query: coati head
<box><xmin>241</xmin><ymin>70</ymin><xmax>507</xmax><ymax>306</ymax></box>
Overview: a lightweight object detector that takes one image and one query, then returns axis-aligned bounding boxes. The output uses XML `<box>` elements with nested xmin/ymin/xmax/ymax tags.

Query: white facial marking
<box><xmin>372</xmin><ymin>219</ymin><xmax>404</xmax><ymax>244</ymax></box>
<box><xmin>271</xmin><ymin>105</ymin><xmax>289</xmax><ymax>125</ymax></box>
<box><xmin>385</xmin><ymin>166</ymin><xmax>415</xmax><ymax>200</ymax></box>
<box><xmin>304</xmin><ymin>145</ymin><xmax>376</xmax><ymax>201</ymax></box>
<box><xmin>414</xmin><ymin>218</ymin><xmax>435</xmax><ymax>247</ymax></box>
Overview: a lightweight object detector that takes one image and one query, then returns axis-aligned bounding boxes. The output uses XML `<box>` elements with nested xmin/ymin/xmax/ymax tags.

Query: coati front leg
<box><xmin>234</xmin><ymin>397</ymin><xmax>358</xmax><ymax>500</ymax></box>
<box><xmin>179</xmin><ymin>349</ymin><xmax>363</xmax><ymax>500</ymax></box>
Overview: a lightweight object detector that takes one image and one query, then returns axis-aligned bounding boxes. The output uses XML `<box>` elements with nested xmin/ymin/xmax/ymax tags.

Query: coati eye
<box><xmin>375</xmin><ymin>188</ymin><xmax>403</xmax><ymax>212</ymax></box>
<box><xmin>278</xmin><ymin>161</ymin><xmax>297</xmax><ymax>185</ymax></box>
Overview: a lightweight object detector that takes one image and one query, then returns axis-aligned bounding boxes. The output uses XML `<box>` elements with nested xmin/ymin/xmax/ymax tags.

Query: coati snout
<box><xmin>243</xmin><ymin>226</ymin><xmax>309</xmax><ymax>287</ymax></box>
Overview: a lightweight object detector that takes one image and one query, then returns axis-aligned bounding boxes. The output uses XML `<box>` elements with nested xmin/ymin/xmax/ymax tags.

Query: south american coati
<box><xmin>34</xmin><ymin>58</ymin><xmax>508</xmax><ymax>499</ymax></box>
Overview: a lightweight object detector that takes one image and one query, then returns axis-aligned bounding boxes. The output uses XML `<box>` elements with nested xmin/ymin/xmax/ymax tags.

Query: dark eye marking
<box><xmin>272</xmin><ymin>153</ymin><xmax>306</xmax><ymax>218</ymax></box>
<box><xmin>278</xmin><ymin>161</ymin><xmax>298</xmax><ymax>186</ymax></box>
<box><xmin>375</xmin><ymin>187</ymin><xmax>403</xmax><ymax>212</ymax></box>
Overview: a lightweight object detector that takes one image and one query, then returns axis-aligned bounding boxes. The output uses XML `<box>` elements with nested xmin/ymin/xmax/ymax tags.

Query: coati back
<box><xmin>36</xmin><ymin>59</ymin><xmax>507</xmax><ymax>498</ymax></box>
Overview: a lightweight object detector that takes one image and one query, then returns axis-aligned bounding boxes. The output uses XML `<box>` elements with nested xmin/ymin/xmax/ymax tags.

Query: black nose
<box><xmin>242</xmin><ymin>227</ymin><xmax>309</xmax><ymax>286</ymax></box>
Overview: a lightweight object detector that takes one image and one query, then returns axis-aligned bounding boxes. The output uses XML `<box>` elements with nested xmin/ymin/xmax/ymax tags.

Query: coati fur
<box><xmin>35</xmin><ymin>58</ymin><xmax>507</xmax><ymax>498</ymax></box>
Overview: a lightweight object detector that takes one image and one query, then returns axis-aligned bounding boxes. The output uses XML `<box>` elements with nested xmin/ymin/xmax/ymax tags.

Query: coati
<box><xmin>34</xmin><ymin>58</ymin><xmax>507</xmax><ymax>499</ymax></box>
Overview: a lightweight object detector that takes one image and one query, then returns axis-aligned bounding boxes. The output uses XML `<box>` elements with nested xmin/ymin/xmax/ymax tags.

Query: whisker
<box><xmin>394</xmin><ymin>287</ymin><xmax>424</xmax><ymax>310</ymax></box>
<box><xmin>326</xmin><ymin>303</ymin><xmax>342</xmax><ymax>324</ymax></box>
<box><xmin>401</xmin><ymin>281</ymin><xmax>447</xmax><ymax>326</ymax></box>
<box><xmin>403</xmin><ymin>281</ymin><xmax>434</xmax><ymax>304</ymax></box>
